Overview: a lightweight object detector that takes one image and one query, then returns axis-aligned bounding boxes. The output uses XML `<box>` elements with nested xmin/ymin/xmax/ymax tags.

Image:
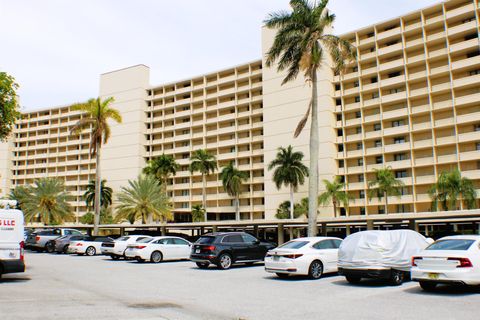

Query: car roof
<box><xmin>438</xmin><ymin>235</ymin><xmax>480</xmax><ymax>241</ymax></box>
<box><xmin>202</xmin><ymin>232</ymin><xmax>248</xmax><ymax>237</ymax></box>
<box><xmin>291</xmin><ymin>237</ymin><xmax>342</xmax><ymax>241</ymax></box>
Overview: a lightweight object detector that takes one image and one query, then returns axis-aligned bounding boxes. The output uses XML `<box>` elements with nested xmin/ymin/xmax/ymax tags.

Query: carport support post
<box><xmin>289</xmin><ymin>227</ymin><xmax>294</xmax><ymax>240</ymax></box>
<box><xmin>345</xmin><ymin>225</ymin><xmax>351</xmax><ymax>236</ymax></box>
<box><xmin>212</xmin><ymin>225</ymin><xmax>218</xmax><ymax>233</ymax></box>
<box><xmin>277</xmin><ymin>224</ymin><xmax>284</xmax><ymax>245</ymax></box>
<box><xmin>253</xmin><ymin>225</ymin><xmax>259</xmax><ymax>238</ymax></box>
<box><xmin>408</xmin><ymin>220</ymin><xmax>419</xmax><ymax>232</ymax></box>
<box><xmin>161</xmin><ymin>226</ymin><xmax>167</xmax><ymax>236</ymax></box>
<box><xmin>366</xmin><ymin>220</ymin><xmax>374</xmax><ymax>230</ymax></box>
<box><xmin>120</xmin><ymin>228</ymin><xmax>125</xmax><ymax>236</ymax></box>
<box><xmin>321</xmin><ymin>223</ymin><xmax>327</xmax><ymax>236</ymax></box>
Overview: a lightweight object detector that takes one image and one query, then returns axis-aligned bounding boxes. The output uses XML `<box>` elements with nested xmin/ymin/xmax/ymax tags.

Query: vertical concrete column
<box><xmin>277</xmin><ymin>224</ymin><xmax>285</xmax><ymax>245</ymax></box>
<box><xmin>408</xmin><ymin>220</ymin><xmax>419</xmax><ymax>232</ymax></box>
<box><xmin>366</xmin><ymin>220</ymin><xmax>374</xmax><ymax>230</ymax></box>
<box><xmin>120</xmin><ymin>228</ymin><xmax>125</xmax><ymax>236</ymax></box>
<box><xmin>200</xmin><ymin>227</ymin><xmax>204</xmax><ymax>235</ymax></box>
<box><xmin>212</xmin><ymin>225</ymin><xmax>218</xmax><ymax>233</ymax></box>
<box><xmin>253</xmin><ymin>225</ymin><xmax>259</xmax><ymax>238</ymax></box>
<box><xmin>321</xmin><ymin>223</ymin><xmax>328</xmax><ymax>236</ymax></box>
<box><xmin>161</xmin><ymin>226</ymin><xmax>167</xmax><ymax>236</ymax></box>
<box><xmin>289</xmin><ymin>227</ymin><xmax>294</xmax><ymax>240</ymax></box>
<box><xmin>345</xmin><ymin>225</ymin><xmax>351</xmax><ymax>236</ymax></box>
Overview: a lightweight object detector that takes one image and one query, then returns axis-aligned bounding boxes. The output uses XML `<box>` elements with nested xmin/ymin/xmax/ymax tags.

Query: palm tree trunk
<box><xmin>307</xmin><ymin>71</ymin><xmax>319</xmax><ymax>237</ymax></box>
<box><xmin>333</xmin><ymin>198</ymin><xmax>337</xmax><ymax>218</ymax></box>
<box><xmin>202</xmin><ymin>174</ymin><xmax>207</xmax><ymax>221</ymax></box>
<box><xmin>289</xmin><ymin>185</ymin><xmax>294</xmax><ymax>220</ymax></box>
<box><xmin>94</xmin><ymin>143</ymin><xmax>101</xmax><ymax>236</ymax></box>
<box><xmin>235</xmin><ymin>196</ymin><xmax>240</xmax><ymax>221</ymax></box>
<box><xmin>384</xmin><ymin>191</ymin><xmax>388</xmax><ymax>214</ymax></box>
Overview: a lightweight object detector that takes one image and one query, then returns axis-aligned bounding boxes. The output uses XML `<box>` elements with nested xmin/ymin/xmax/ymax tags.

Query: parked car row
<box><xmin>24</xmin><ymin>227</ymin><xmax>480</xmax><ymax>292</ymax></box>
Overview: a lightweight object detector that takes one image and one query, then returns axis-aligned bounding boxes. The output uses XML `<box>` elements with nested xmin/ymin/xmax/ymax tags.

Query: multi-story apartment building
<box><xmin>1</xmin><ymin>0</ymin><xmax>479</xmax><ymax>222</ymax></box>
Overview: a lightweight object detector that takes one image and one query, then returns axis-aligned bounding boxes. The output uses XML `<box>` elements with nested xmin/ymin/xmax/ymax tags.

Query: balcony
<box><xmin>366</xmin><ymin>163</ymin><xmax>383</xmax><ymax>171</ymax></box>
<box><xmin>453</xmin><ymin>74</ymin><xmax>480</xmax><ymax>89</ymax></box>
<box><xmin>364</xmin><ymin>113</ymin><xmax>381</xmax><ymax>123</ymax></box>
<box><xmin>365</xmin><ymin>147</ymin><xmax>382</xmax><ymax>155</ymax></box>
<box><xmin>344</xmin><ymin>102</ymin><xmax>361</xmax><ymax>111</ymax></box>
<box><xmin>451</xmin><ymin>56</ymin><xmax>480</xmax><ymax>71</ymax></box>
<box><xmin>407</xmin><ymin>54</ymin><xmax>426</xmax><ymax>65</ymax></box>
<box><xmin>426</xmin><ymin>31</ymin><xmax>446</xmax><ymax>42</ymax></box>
<box><xmin>381</xmin><ymin>75</ymin><xmax>406</xmax><ymax>88</ymax></box>
<box><xmin>458</xmin><ymin>131</ymin><xmax>480</xmax><ymax>143</ymax></box>
<box><xmin>411</xmin><ymin>104</ymin><xmax>430</xmax><ymax>114</ymax></box>
<box><xmin>345</xmin><ymin>133</ymin><xmax>363</xmax><ymax>142</ymax></box>
<box><xmin>348</xmin><ymin>182</ymin><xmax>365</xmax><ymax>190</ymax></box>
<box><xmin>383</xmin><ymin>125</ymin><xmax>408</xmax><ymax>136</ymax></box>
<box><xmin>432</xmin><ymin>100</ymin><xmax>452</xmax><ymax>111</ymax></box>
<box><xmin>459</xmin><ymin>150</ymin><xmax>479</xmax><ymax>161</ymax></box>
<box><xmin>446</xmin><ymin>3</ymin><xmax>475</xmax><ymax>19</ymax></box>
<box><xmin>430</xmin><ymin>82</ymin><xmax>451</xmax><ymax>93</ymax></box>
<box><xmin>361</xmin><ymin>66</ymin><xmax>378</xmax><ymax>76</ymax></box>
<box><xmin>411</xmin><ymin>122</ymin><xmax>431</xmax><ymax>131</ymax></box>
<box><xmin>414</xmin><ymin>157</ymin><xmax>434</xmax><ymax>166</ymax></box>
<box><xmin>416</xmin><ymin>193</ymin><xmax>431</xmax><ymax>202</ymax></box>
<box><xmin>425</xmin><ymin>15</ymin><xmax>443</xmax><ymax>25</ymax></box>
<box><xmin>364</xmin><ymin>130</ymin><xmax>382</xmax><ymax>139</ymax></box>
<box><xmin>437</xmin><ymin>154</ymin><xmax>458</xmax><ymax>164</ymax></box>
<box><xmin>408</xmin><ymin>70</ymin><xmax>427</xmax><ymax>80</ymax></box>
<box><xmin>384</xmin><ymin>142</ymin><xmax>411</xmax><ymax>153</ymax></box>
<box><xmin>430</xmin><ymin>65</ymin><xmax>450</xmax><ymax>76</ymax></box>
<box><xmin>455</xmin><ymin>93</ymin><xmax>480</xmax><ymax>108</ymax></box>
<box><xmin>346</xmin><ymin>149</ymin><xmax>363</xmax><ymax>158</ymax></box>
<box><xmin>405</xmin><ymin>22</ymin><xmax>422</xmax><ymax>32</ymax></box>
<box><xmin>382</xmin><ymin>108</ymin><xmax>406</xmax><ymax>120</ymax></box>
<box><xmin>345</xmin><ymin>118</ymin><xmax>362</xmax><ymax>126</ymax></box>
<box><xmin>363</xmin><ymin>98</ymin><xmax>380</xmax><ymax>107</ymax></box>
<box><xmin>435</xmin><ymin>136</ymin><xmax>456</xmax><ymax>146</ymax></box>
<box><xmin>434</xmin><ymin>118</ymin><xmax>454</xmax><ymax>127</ymax></box>
<box><xmin>382</xmin><ymin>92</ymin><xmax>407</xmax><ymax>104</ymax></box>
<box><xmin>377</xmin><ymin>27</ymin><xmax>402</xmax><ymax>41</ymax></box>
<box><xmin>405</xmin><ymin>38</ymin><xmax>425</xmax><ymax>49</ymax></box>
<box><xmin>347</xmin><ymin>165</ymin><xmax>364</xmax><ymax>174</ymax></box>
<box><xmin>377</xmin><ymin>43</ymin><xmax>403</xmax><ymax>56</ymax></box>
<box><xmin>449</xmin><ymin>37</ymin><xmax>479</xmax><ymax>54</ymax></box>
<box><xmin>378</xmin><ymin>59</ymin><xmax>404</xmax><ymax>72</ymax></box>
<box><xmin>416</xmin><ymin>175</ymin><xmax>435</xmax><ymax>184</ymax></box>
<box><xmin>387</xmin><ymin>159</ymin><xmax>411</xmax><ymax>169</ymax></box>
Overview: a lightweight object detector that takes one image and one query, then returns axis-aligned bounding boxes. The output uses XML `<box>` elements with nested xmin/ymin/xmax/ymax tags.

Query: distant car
<box><xmin>68</xmin><ymin>236</ymin><xmax>114</xmax><ymax>256</ymax></box>
<box><xmin>190</xmin><ymin>232</ymin><xmax>276</xmax><ymax>270</ymax></box>
<box><xmin>265</xmin><ymin>237</ymin><xmax>343</xmax><ymax>279</ymax></box>
<box><xmin>338</xmin><ymin>230</ymin><xmax>432</xmax><ymax>285</ymax></box>
<box><xmin>53</xmin><ymin>235</ymin><xmax>86</xmax><ymax>254</ymax></box>
<box><xmin>26</xmin><ymin>228</ymin><xmax>83</xmax><ymax>252</ymax></box>
<box><xmin>101</xmin><ymin>235</ymin><xmax>152</xmax><ymax>260</ymax></box>
<box><xmin>412</xmin><ymin>235</ymin><xmax>480</xmax><ymax>291</ymax></box>
<box><xmin>124</xmin><ymin>236</ymin><xmax>192</xmax><ymax>263</ymax></box>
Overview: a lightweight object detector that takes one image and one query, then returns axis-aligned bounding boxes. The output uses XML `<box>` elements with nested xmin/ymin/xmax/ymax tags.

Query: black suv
<box><xmin>190</xmin><ymin>232</ymin><xmax>275</xmax><ymax>269</ymax></box>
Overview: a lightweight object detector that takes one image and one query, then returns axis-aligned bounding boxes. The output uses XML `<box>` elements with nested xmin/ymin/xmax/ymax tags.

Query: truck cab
<box><xmin>0</xmin><ymin>201</ymin><xmax>26</xmax><ymax>278</ymax></box>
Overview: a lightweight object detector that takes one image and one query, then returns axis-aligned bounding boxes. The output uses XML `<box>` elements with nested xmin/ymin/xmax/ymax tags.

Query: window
<box><xmin>397</xmin><ymin>204</ymin><xmax>407</xmax><ymax>213</ymax></box>
<box><xmin>337</xmin><ymin>114</ymin><xmax>342</xmax><ymax>121</ymax></box>
<box><xmin>360</xmin><ymin>207</ymin><xmax>366</xmax><ymax>215</ymax></box>
<box><xmin>371</xmin><ymin>77</ymin><xmax>378</xmax><ymax>83</ymax></box>
<box><xmin>331</xmin><ymin>239</ymin><xmax>342</xmax><ymax>248</ymax></box>
<box><xmin>426</xmin><ymin>240</ymin><xmax>474</xmax><ymax>251</ymax></box>
<box><xmin>374</xmin><ymin>140</ymin><xmax>382</xmax><ymax>147</ymax></box>
<box><xmin>475</xmin><ymin>124</ymin><xmax>480</xmax><ymax>132</ymax></box>
<box><xmin>356</xmin><ymin>142</ymin><xmax>363</xmax><ymax>150</ymax></box>
<box><xmin>395</xmin><ymin>170</ymin><xmax>407</xmax><ymax>178</ymax></box>
<box><xmin>336</xmin><ymin>99</ymin><xmax>342</xmax><ymax>106</ymax></box>
<box><xmin>355</xmin><ymin>96</ymin><xmax>361</xmax><ymax>103</ymax></box>
<box><xmin>173</xmin><ymin>238</ymin><xmax>190</xmax><ymax>245</ymax></box>
<box><xmin>354</xmin><ymin>81</ymin><xmax>360</xmax><ymax>88</ymax></box>
<box><xmin>467</xmin><ymin>50</ymin><xmax>480</xmax><ymax>58</ymax></box>
<box><xmin>465</xmin><ymin>33</ymin><xmax>478</xmax><ymax>41</ymax></box>
<box><xmin>353</xmin><ymin>66</ymin><xmax>359</xmax><ymax>72</ymax></box>
<box><xmin>278</xmin><ymin>240</ymin><xmax>309</xmax><ymax>249</ymax></box>
<box><xmin>222</xmin><ymin>234</ymin><xmax>244</xmax><ymax>243</ymax></box>
<box><xmin>358</xmin><ymin>174</ymin><xmax>364</xmax><ymax>182</ymax></box>
<box><xmin>389</xmin><ymin>88</ymin><xmax>402</xmax><ymax>94</ymax></box>
<box><xmin>376</xmin><ymin>156</ymin><xmax>383</xmax><ymax>164</ymax></box>
<box><xmin>242</xmin><ymin>234</ymin><xmax>258</xmax><ymax>243</ymax></box>
<box><xmin>356</xmin><ymin>127</ymin><xmax>362</xmax><ymax>134</ymax></box>
<box><xmin>394</xmin><ymin>137</ymin><xmax>406</xmax><ymax>144</ymax></box>
<box><xmin>337</xmin><ymin>129</ymin><xmax>343</xmax><ymax>137</ymax></box>
<box><xmin>388</xmin><ymin>71</ymin><xmax>401</xmax><ymax>78</ymax></box>
<box><xmin>335</xmin><ymin>84</ymin><xmax>341</xmax><ymax>91</ymax></box>
<box><xmin>394</xmin><ymin>153</ymin><xmax>407</xmax><ymax>161</ymax></box>
<box><xmin>469</xmin><ymin>70</ymin><xmax>480</xmax><ymax>76</ymax></box>
<box><xmin>196</xmin><ymin>236</ymin><xmax>215</xmax><ymax>244</ymax></box>
<box><xmin>379</xmin><ymin>208</ymin><xmax>385</xmax><ymax>214</ymax></box>
<box><xmin>313</xmin><ymin>240</ymin><xmax>334</xmax><ymax>250</ymax></box>
<box><xmin>355</xmin><ymin>111</ymin><xmax>362</xmax><ymax>118</ymax></box>
<box><xmin>358</xmin><ymin>159</ymin><xmax>364</xmax><ymax>166</ymax></box>
<box><xmin>476</xmin><ymin>142</ymin><xmax>480</xmax><ymax>151</ymax></box>
<box><xmin>392</xmin><ymin>120</ymin><xmax>405</xmax><ymax>127</ymax></box>
<box><xmin>338</xmin><ymin>144</ymin><xmax>344</xmax><ymax>152</ymax></box>
<box><xmin>359</xmin><ymin>190</ymin><xmax>365</xmax><ymax>199</ymax></box>
<box><xmin>339</xmin><ymin>160</ymin><xmax>344</xmax><ymax>168</ymax></box>
<box><xmin>374</xmin><ymin>123</ymin><xmax>382</xmax><ymax>131</ymax></box>
<box><xmin>372</xmin><ymin>92</ymin><xmax>379</xmax><ymax>99</ymax></box>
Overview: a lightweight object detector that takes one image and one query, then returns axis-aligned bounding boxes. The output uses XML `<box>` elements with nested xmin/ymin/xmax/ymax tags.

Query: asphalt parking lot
<box><xmin>1</xmin><ymin>252</ymin><xmax>480</xmax><ymax>320</ymax></box>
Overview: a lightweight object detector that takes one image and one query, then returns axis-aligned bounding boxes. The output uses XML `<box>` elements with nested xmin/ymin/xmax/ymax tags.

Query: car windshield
<box><xmin>137</xmin><ymin>237</ymin><xmax>155</xmax><ymax>243</ymax></box>
<box><xmin>426</xmin><ymin>239</ymin><xmax>475</xmax><ymax>251</ymax></box>
<box><xmin>277</xmin><ymin>240</ymin><xmax>309</xmax><ymax>249</ymax></box>
<box><xmin>196</xmin><ymin>236</ymin><xmax>215</xmax><ymax>244</ymax></box>
<box><xmin>116</xmin><ymin>236</ymin><xmax>130</xmax><ymax>241</ymax></box>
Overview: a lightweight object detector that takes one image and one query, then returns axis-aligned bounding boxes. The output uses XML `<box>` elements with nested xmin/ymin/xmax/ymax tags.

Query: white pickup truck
<box><xmin>0</xmin><ymin>201</ymin><xmax>26</xmax><ymax>278</ymax></box>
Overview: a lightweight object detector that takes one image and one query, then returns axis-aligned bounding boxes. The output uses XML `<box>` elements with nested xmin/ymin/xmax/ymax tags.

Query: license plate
<box><xmin>428</xmin><ymin>273</ymin><xmax>439</xmax><ymax>280</ymax></box>
<box><xmin>195</xmin><ymin>249</ymin><xmax>200</xmax><ymax>253</ymax></box>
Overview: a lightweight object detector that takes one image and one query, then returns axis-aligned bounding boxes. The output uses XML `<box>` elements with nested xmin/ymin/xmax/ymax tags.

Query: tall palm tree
<box><xmin>143</xmin><ymin>154</ymin><xmax>179</xmax><ymax>191</ymax></box>
<box><xmin>268</xmin><ymin>145</ymin><xmax>309</xmax><ymax>219</ymax></box>
<box><xmin>115</xmin><ymin>175</ymin><xmax>172</xmax><ymax>224</ymax></box>
<box><xmin>220</xmin><ymin>162</ymin><xmax>249</xmax><ymax>221</ymax></box>
<box><xmin>20</xmin><ymin>178</ymin><xmax>73</xmax><ymax>225</ymax></box>
<box><xmin>265</xmin><ymin>0</ymin><xmax>356</xmax><ymax>236</ymax></box>
<box><xmin>318</xmin><ymin>177</ymin><xmax>350</xmax><ymax>217</ymax></box>
<box><xmin>368</xmin><ymin>167</ymin><xmax>404</xmax><ymax>214</ymax></box>
<box><xmin>83</xmin><ymin>180</ymin><xmax>112</xmax><ymax>210</ymax></box>
<box><xmin>191</xmin><ymin>204</ymin><xmax>206</xmax><ymax>222</ymax></box>
<box><xmin>189</xmin><ymin>149</ymin><xmax>217</xmax><ymax>220</ymax></box>
<box><xmin>8</xmin><ymin>185</ymin><xmax>31</xmax><ymax>210</ymax></box>
<box><xmin>70</xmin><ymin>97</ymin><xmax>122</xmax><ymax>235</ymax></box>
<box><xmin>429</xmin><ymin>168</ymin><xmax>477</xmax><ymax>211</ymax></box>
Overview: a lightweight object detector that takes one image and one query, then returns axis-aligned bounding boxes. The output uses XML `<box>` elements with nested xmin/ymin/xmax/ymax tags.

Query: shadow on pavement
<box><xmin>331</xmin><ymin>278</ymin><xmax>404</xmax><ymax>288</ymax></box>
<box><xmin>404</xmin><ymin>284</ymin><xmax>480</xmax><ymax>296</ymax></box>
<box><xmin>189</xmin><ymin>262</ymin><xmax>265</xmax><ymax>271</ymax></box>
<box><xmin>0</xmin><ymin>276</ymin><xmax>31</xmax><ymax>283</ymax></box>
<box><xmin>263</xmin><ymin>272</ymin><xmax>339</xmax><ymax>282</ymax></box>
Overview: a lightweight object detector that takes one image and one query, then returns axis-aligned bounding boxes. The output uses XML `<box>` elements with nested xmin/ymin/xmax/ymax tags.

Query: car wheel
<box><xmin>345</xmin><ymin>275</ymin><xmax>361</xmax><ymax>284</ymax></box>
<box><xmin>196</xmin><ymin>262</ymin><xmax>210</xmax><ymax>269</ymax></box>
<box><xmin>390</xmin><ymin>270</ymin><xmax>405</xmax><ymax>286</ymax></box>
<box><xmin>62</xmin><ymin>245</ymin><xmax>69</xmax><ymax>254</ymax></box>
<box><xmin>46</xmin><ymin>241</ymin><xmax>55</xmax><ymax>253</ymax></box>
<box><xmin>150</xmin><ymin>251</ymin><xmax>163</xmax><ymax>263</ymax></box>
<box><xmin>85</xmin><ymin>246</ymin><xmax>96</xmax><ymax>256</ymax></box>
<box><xmin>308</xmin><ymin>260</ymin><xmax>324</xmax><ymax>280</ymax></box>
<box><xmin>217</xmin><ymin>253</ymin><xmax>233</xmax><ymax>270</ymax></box>
<box><xmin>419</xmin><ymin>281</ymin><xmax>438</xmax><ymax>291</ymax></box>
<box><xmin>276</xmin><ymin>273</ymin><xmax>290</xmax><ymax>279</ymax></box>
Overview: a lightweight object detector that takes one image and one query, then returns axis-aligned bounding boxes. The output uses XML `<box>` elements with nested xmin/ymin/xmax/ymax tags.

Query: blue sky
<box><xmin>0</xmin><ymin>0</ymin><xmax>439</xmax><ymax>110</ymax></box>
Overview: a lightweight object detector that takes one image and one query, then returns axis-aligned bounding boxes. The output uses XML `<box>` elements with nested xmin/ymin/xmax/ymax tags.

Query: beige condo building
<box><xmin>1</xmin><ymin>0</ymin><xmax>479</xmax><ymax>222</ymax></box>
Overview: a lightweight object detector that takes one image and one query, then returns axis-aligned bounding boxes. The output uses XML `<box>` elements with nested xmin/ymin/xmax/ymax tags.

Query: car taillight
<box><xmin>412</xmin><ymin>256</ymin><xmax>422</xmax><ymax>267</ymax></box>
<box><xmin>283</xmin><ymin>254</ymin><xmax>303</xmax><ymax>259</ymax></box>
<box><xmin>204</xmin><ymin>245</ymin><xmax>216</xmax><ymax>251</ymax></box>
<box><xmin>135</xmin><ymin>245</ymin><xmax>146</xmax><ymax>249</ymax></box>
<box><xmin>448</xmin><ymin>257</ymin><xmax>473</xmax><ymax>268</ymax></box>
<box><xmin>35</xmin><ymin>236</ymin><xmax>40</xmax><ymax>242</ymax></box>
<box><xmin>20</xmin><ymin>241</ymin><xmax>25</xmax><ymax>261</ymax></box>
<box><xmin>76</xmin><ymin>243</ymin><xmax>83</xmax><ymax>246</ymax></box>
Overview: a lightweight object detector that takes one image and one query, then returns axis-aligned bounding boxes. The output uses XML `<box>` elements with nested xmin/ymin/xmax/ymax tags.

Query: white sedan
<box><xmin>412</xmin><ymin>235</ymin><xmax>480</xmax><ymax>290</ymax></box>
<box><xmin>68</xmin><ymin>236</ymin><xmax>114</xmax><ymax>256</ymax></box>
<box><xmin>265</xmin><ymin>237</ymin><xmax>343</xmax><ymax>279</ymax></box>
<box><xmin>125</xmin><ymin>236</ymin><xmax>192</xmax><ymax>263</ymax></box>
<box><xmin>101</xmin><ymin>235</ymin><xmax>152</xmax><ymax>260</ymax></box>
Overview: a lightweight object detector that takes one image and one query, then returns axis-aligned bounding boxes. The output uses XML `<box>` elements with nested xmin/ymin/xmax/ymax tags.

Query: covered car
<box><xmin>338</xmin><ymin>230</ymin><xmax>432</xmax><ymax>285</ymax></box>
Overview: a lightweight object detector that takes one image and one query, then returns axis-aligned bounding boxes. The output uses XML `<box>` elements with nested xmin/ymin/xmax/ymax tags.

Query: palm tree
<box><xmin>70</xmin><ymin>97</ymin><xmax>122</xmax><ymax>235</ymax></box>
<box><xmin>268</xmin><ymin>146</ymin><xmax>309</xmax><ymax>219</ymax></box>
<box><xmin>80</xmin><ymin>207</ymin><xmax>114</xmax><ymax>225</ymax></box>
<box><xmin>220</xmin><ymin>162</ymin><xmax>249</xmax><ymax>221</ymax></box>
<box><xmin>294</xmin><ymin>197</ymin><xmax>310</xmax><ymax>218</ymax></box>
<box><xmin>189</xmin><ymin>149</ymin><xmax>217</xmax><ymax>220</ymax></box>
<box><xmin>191</xmin><ymin>204</ymin><xmax>206</xmax><ymax>222</ymax></box>
<box><xmin>318</xmin><ymin>177</ymin><xmax>351</xmax><ymax>217</ymax></box>
<box><xmin>20</xmin><ymin>178</ymin><xmax>73</xmax><ymax>225</ymax></box>
<box><xmin>368</xmin><ymin>167</ymin><xmax>404</xmax><ymax>214</ymax></box>
<box><xmin>115</xmin><ymin>175</ymin><xmax>172</xmax><ymax>224</ymax></box>
<box><xmin>8</xmin><ymin>185</ymin><xmax>31</xmax><ymax>210</ymax></box>
<box><xmin>275</xmin><ymin>199</ymin><xmax>308</xmax><ymax>219</ymax></box>
<box><xmin>143</xmin><ymin>154</ymin><xmax>179</xmax><ymax>191</ymax></box>
<box><xmin>83</xmin><ymin>180</ymin><xmax>112</xmax><ymax>210</ymax></box>
<box><xmin>265</xmin><ymin>0</ymin><xmax>356</xmax><ymax>236</ymax></box>
<box><xmin>429</xmin><ymin>168</ymin><xmax>477</xmax><ymax>211</ymax></box>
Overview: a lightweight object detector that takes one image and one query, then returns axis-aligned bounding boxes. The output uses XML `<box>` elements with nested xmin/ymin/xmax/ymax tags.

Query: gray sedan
<box><xmin>53</xmin><ymin>235</ymin><xmax>86</xmax><ymax>254</ymax></box>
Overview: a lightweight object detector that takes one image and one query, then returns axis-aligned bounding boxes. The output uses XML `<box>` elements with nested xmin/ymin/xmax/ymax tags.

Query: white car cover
<box><xmin>338</xmin><ymin>230</ymin><xmax>431</xmax><ymax>271</ymax></box>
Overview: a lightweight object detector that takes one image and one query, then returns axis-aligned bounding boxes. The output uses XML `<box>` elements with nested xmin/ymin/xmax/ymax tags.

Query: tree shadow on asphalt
<box><xmin>263</xmin><ymin>272</ymin><xmax>340</xmax><ymax>282</ymax></box>
<box><xmin>404</xmin><ymin>284</ymin><xmax>480</xmax><ymax>296</ymax></box>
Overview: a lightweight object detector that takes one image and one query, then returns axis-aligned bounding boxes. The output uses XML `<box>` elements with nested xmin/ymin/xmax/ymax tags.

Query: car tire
<box><xmin>150</xmin><ymin>251</ymin><xmax>163</xmax><ymax>263</ymax></box>
<box><xmin>308</xmin><ymin>260</ymin><xmax>324</xmax><ymax>280</ymax></box>
<box><xmin>390</xmin><ymin>270</ymin><xmax>405</xmax><ymax>286</ymax></box>
<box><xmin>63</xmin><ymin>245</ymin><xmax>69</xmax><ymax>254</ymax></box>
<box><xmin>419</xmin><ymin>281</ymin><xmax>437</xmax><ymax>291</ymax></box>
<box><xmin>217</xmin><ymin>253</ymin><xmax>233</xmax><ymax>270</ymax></box>
<box><xmin>345</xmin><ymin>275</ymin><xmax>362</xmax><ymax>284</ymax></box>
<box><xmin>276</xmin><ymin>273</ymin><xmax>290</xmax><ymax>279</ymax></box>
<box><xmin>196</xmin><ymin>262</ymin><xmax>210</xmax><ymax>269</ymax></box>
<box><xmin>85</xmin><ymin>246</ymin><xmax>96</xmax><ymax>256</ymax></box>
<box><xmin>46</xmin><ymin>241</ymin><xmax>55</xmax><ymax>253</ymax></box>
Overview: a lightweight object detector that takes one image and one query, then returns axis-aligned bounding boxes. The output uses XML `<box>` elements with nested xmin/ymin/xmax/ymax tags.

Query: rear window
<box><xmin>137</xmin><ymin>237</ymin><xmax>155</xmax><ymax>243</ymax></box>
<box><xmin>116</xmin><ymin>236</ymin><xmax>130</xmax><ymax>241</ymax></box>
<box><xmin>427</xmin><ymin>239</ymin><xmax>475</xmax><ymax>251</ymax></box>
<box><xmin>278</xmin><ymin>241</ymin><xmax>309</xmax><ymax>249</ymax></box>
<box><xmin>70</xmin><ymin>236</ymin><xmax>84</xmax><ymax>241</ymax></box>
<box><xmin>196</xmin><ymin>236</ymin><xmax>215</xmax><ymax>244</ymax></box>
